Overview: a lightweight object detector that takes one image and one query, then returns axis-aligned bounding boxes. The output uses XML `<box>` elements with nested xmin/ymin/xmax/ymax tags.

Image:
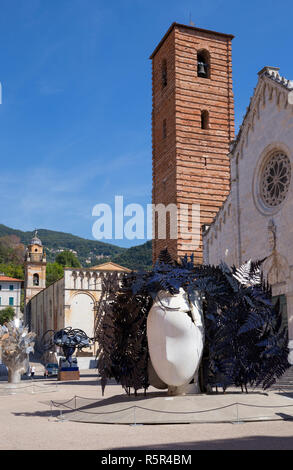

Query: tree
<box><xmin>55</xmin><ymin>251</ymin><xmax>81</xmax><ymax>268</ymax></box>
<box><xmin>0</xmin><ymin>236</ymin><xmax>25</xmax><ymax>265</ymax></box>
<box><xmin>0</xmin><ymin>263</ymin><xmax>24</xmax><ymax>280</ymax></box>
<box><xmin>46</xmin><ymin>263</ymin><xmax>64</xmax><ymax>287</ymax></box>
<box><xmin>0</xmin><ymin>307</ymin><xmax>15</xmax><ymax>325</ymax></box>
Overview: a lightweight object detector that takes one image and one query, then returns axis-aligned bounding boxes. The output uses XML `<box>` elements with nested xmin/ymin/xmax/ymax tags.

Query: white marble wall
<box><xmin>203</xmin><ymin>73</ymin><xmax>293</xmax><ymax>344</ymax></box>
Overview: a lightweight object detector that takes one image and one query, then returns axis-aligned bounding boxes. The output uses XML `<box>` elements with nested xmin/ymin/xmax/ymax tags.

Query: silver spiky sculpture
<box><xmin>0</xmin><ymin>322</ymin><xmax>36</xmax><ymax>384</ymax></box>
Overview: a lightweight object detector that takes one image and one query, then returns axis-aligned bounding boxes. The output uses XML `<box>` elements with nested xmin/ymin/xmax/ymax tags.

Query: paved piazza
<box><xmin>1</xmin><ymin>369</ymin><xmax>293</xmax><ymax>450</ymax></box>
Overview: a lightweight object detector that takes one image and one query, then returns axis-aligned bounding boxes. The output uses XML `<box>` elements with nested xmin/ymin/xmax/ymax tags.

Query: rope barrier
<box><xmin>50</xmin><ymin>395</ymin><xmax>293</xmax><ymax>417</ymax></box>
<box><xmin>0</xmin><ymin>383</ymin><xmax>58</xmax><ymax>394</ymax></box>
<box><xmin>51</xmin><ymin>401</ymin><xmax>140</xmax><ymax>415</ymax></box>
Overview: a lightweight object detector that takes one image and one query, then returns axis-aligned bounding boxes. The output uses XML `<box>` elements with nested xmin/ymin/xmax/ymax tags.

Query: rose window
<box><xmin>261</xmin><ymin>153</ymin><xmax>291</xmax><ymax>207</ymax></box>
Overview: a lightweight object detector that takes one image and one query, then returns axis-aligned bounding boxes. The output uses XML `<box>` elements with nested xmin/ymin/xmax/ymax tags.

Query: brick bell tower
<box><xmin>151</xmin><ymin>23</ymin><xmax>235</xmax><ymax>264</ymax></box>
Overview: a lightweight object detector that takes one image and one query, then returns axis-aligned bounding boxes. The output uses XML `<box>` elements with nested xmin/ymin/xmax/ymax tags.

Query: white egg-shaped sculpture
<box><xmin>148</xmin><ymin>358</ymin><xmax>167</xmax><ymax>390</ymax></box>
<box><xmin>147</xmin><ymin>288</ymin><xmax>204</xmax><ymax>395</ymax></box>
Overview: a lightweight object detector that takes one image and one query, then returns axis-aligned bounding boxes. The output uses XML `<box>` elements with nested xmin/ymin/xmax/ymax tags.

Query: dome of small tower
<box><xmin>30</xmin><ymin>230</ymin><xmax>42</xmax><ymax>246</ymax></box>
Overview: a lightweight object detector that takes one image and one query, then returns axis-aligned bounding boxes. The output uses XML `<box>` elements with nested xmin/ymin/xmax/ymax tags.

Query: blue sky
<box><xmin>0</xmin><ymin>0</ymin><xmax>292</xmax><ymax>247</ymax></box>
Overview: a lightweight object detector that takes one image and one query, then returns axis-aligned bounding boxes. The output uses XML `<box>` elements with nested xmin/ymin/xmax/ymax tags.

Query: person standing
<box><xmin>30</xmin><ymin>366</ymin><xmax>35</xmax><ymax>379</ymax></box>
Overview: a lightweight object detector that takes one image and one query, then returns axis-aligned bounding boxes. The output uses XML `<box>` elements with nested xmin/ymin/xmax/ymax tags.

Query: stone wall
<box><xmin>30</xmin><ymin>277</ymin><xmax>64</xmax><ymax>343</ymax></box>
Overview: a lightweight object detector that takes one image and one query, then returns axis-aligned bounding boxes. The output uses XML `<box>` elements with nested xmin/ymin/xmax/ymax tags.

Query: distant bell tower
<box><xmin>24</xmin><ymin>231</ymin><xmax>46</xmax><ymax>324</ymax></box>
<box><xmin>151</xmin><ymin>23</ymin><xmax>235</xmax><ymax>263</ymax></box>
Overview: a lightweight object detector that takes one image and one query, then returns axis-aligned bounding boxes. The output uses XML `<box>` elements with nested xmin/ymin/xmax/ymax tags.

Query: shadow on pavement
<box><xmin>276</xmin><ymin>391</ymin><xmax>293</xmax><ymax>399</ymax></box>
<box><xmin>111</xmin><ymin>435</ymin><xmax>293</xmax><ymax>450</ymax></box>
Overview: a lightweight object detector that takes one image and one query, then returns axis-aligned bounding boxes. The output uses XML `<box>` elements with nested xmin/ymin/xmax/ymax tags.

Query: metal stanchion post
<box><xmin>129</xmin><ymin>406</ymin><xmax>137</xmax><ymax>426</ymax></box>
<box><xmin>232</xmin><ymin>403</ymin><xmax>243</xmax><ymax>424</ymax></box>
<box><xmin>130</xmin><ymin>406</ymin><xmax>143</xmax><ymax>426</ymax></box>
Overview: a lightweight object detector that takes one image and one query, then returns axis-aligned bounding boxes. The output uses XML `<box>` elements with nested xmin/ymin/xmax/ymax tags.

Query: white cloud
<box><xmin>0</xmin><ymin>147</ymin><xmax>151</xmax><ymax>236</ymax></box>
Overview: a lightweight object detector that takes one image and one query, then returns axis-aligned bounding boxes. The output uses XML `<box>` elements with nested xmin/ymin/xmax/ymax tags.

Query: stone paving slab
<box><xmin>1</xmin><ymin>371</ymin><xmax>293</xmax><ymax>450</ymax></box>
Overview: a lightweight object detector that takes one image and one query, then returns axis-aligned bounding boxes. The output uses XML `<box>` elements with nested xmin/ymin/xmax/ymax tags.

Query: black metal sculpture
<box><xmin>41</xmin><ymin>327</ymin><xmax>92</xmax><ymax>368</ymax></box>
<box><xmin>96</xmin><ymin>249</ymin><xmax>290</xmax><ymax>396</ymax></box>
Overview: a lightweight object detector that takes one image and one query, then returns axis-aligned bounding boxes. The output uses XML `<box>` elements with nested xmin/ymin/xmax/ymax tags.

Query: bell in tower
<box><xmin>197</xmin><ymin>61</ymin><xmax>207</xmax><ymax>77</ymax></box>
<box><xmin>197</xmin><ymin>50</ymin><xmax>210</xmax><ymax>78</ymax></box>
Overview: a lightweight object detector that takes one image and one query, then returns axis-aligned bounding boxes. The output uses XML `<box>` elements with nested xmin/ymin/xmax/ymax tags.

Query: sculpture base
<box><xmin>168</xmin><ymin>382</ymin><xmax>201</xmax><ymax>396</ymax></box>
<box><xmin>58</xmin><ymin>370</ymin><xmax>80</xmax><ymax>381</ymax></box>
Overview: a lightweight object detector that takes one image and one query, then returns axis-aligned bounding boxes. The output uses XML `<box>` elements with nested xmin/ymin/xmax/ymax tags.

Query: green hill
<box><xmin>112</xmin><ymin>240</ymin><xmax>152</xmax><ymax>271</ymax></box>
<box><xmin>0</xmin><ymin>224</ymin><xmax>152</xmax><ymax>271</ymax></box>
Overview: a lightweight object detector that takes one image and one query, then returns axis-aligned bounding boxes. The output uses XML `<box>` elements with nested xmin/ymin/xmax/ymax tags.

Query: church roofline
<box><xmin>149</xmin><ymin>22</ymin><xmax>234</xmax><ymax>59</ymax></box>
<box><xmin>205</xmin><ymin>66</ymin><xmax>293</xmax><ymax>241</ymax></box>
<box><xmin>202</xmin><ymin>191</ymin><xmax>232</xmax><ymax>240</ymax></box>
<box><xmin>89</xmin><ymin>261</ymin><xmax>132</xmax><ymax>272</ymax></box>
<box><xmin>230</xmin><ymin>66</ymin><xmax>293</xmax><ymax>156</ymax></box>
<box><xmin>258</xmin><ymin>66</ymin><xmax>280</xmax><ymax>76</ymax></box>
<box><xmin>64</xmin><ymin>261</ymin><xmax>132</xmax><ymax>273</ymax></box>
<box><xmin>258</xmin><ymin>66</ymin><xmax>293</xmax><ymax>90</ymax></box>
<box><xmin>26</xmin><ymin>275</ymin><xmax>64</xmax><ymax>303</ymax></box>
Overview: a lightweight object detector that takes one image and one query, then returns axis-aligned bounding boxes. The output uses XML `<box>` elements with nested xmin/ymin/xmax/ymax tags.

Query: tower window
<box><xmin>33</xmin><ymin>273</ymin><xmax>39</xmax><ymax>286</ymax></box>
<box><xmin>9</xmin><ymin>297</ymin><xmax>14</xmax><ymax>306</ymax></box>
<box><xmin>201</xmin><ymin>110</ymin><xmax>209</xmax><ymax>130</ymax></box>
<box><xmin>162</xmin><ymin>59</ymin><xmax>167</xmax><ymax>88</ymax></box>
<box><xmin>197</xmin><ymin>50</ymin><xmax>210</xmax><ymax>78</ymax></box>
<box><xmin>163</xmin><ymin>119</ymin><xmax>167</xmax><ymax>139</ymax></box>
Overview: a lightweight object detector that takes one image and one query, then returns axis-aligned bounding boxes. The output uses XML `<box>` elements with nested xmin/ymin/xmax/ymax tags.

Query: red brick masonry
<box><xmin>151</xmin><ymin>23</ymin><xmax>235</xmax><ymax>263</ymax></box>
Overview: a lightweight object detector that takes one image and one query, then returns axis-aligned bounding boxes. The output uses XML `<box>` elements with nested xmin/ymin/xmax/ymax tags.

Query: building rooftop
<box><xmin>230</xmin><ymin>66</ymin><xmax>293</xmax><ymax>154</ymax></box>
<box><xmin>150</xmin><ymin>22</ymin><xmax>234</xmax><ymax>59</ymax></box>
<box><xmin>63</xmin><ymin>261</ymin><xmax>132</xmax><ymax>273</ymax></box>
<box><xmin>258</xmin><ymin>66</ymin><xmax>293</xmax><ymax>90</ymax></box>
<box><xmin>30</xmin><ymin>230</ymin><xmax>42</xmax><ymax>247</ymax></box>
<box><xmin>0</xmin><ymin>275</ymin><xmax>22</xmax><ymax>282</ymax></box>
<box><xmin>90</xmin><ymin>261</ymin><xmax>132</xmax><ymax>273</ymax></box>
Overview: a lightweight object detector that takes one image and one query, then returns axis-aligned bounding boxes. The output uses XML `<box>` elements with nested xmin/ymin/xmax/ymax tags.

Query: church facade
<box><xmin>151</xmin><ymin>24</ymin><xmax>293</xmax><ymax>356</ymax></box>
<box><xmin>203</xmin><ymin>66</ymin><xmax>293</xmax><ymax>351</ymax></box>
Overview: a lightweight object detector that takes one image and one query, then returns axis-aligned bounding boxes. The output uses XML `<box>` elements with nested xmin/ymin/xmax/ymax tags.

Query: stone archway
<box><xmin>68</xmin><ymin>292</ymin><xmax>96</xmax><ymax>338</ymax></box>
